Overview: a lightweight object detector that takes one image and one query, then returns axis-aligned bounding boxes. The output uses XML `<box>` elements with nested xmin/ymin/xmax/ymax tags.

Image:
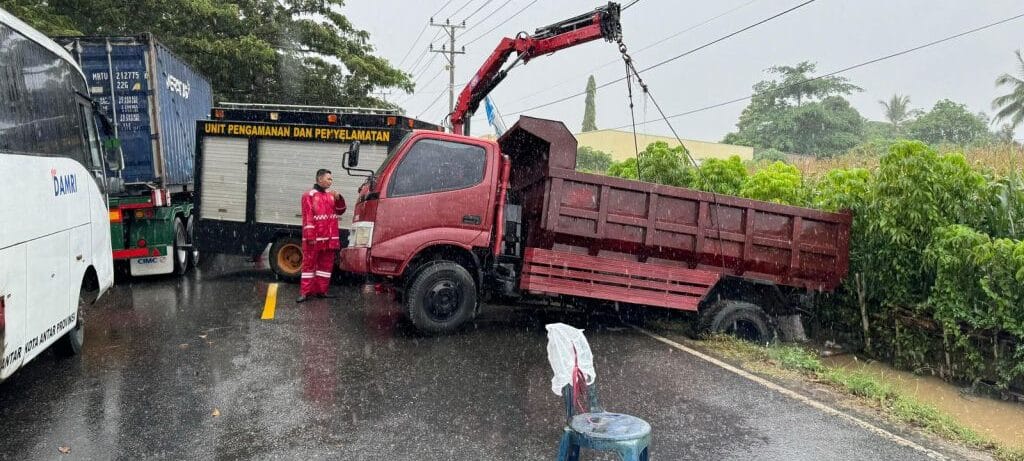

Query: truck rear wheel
<box><xmin>405</xmin><ymin>262</ymin><xmax>476</xmax><ymax>335</ymax></box>
<box><xmin>173</xmin><ymin>218</ymin><xmax>190</xmax><ymax>275</ymax></box>
<box><xmin>186</xmin><ymin>215</ymin><xmax>200</xmax><ymax>269</ymax></box>
<box><xmin>269</xmin><ymin>237</ymin><xmax>303</xmax><ymax>282</ymax></box>
<box><xmin>700</xmin><ymin>300</ymin><xmax>775</xmax><ymax>345</ymax></box>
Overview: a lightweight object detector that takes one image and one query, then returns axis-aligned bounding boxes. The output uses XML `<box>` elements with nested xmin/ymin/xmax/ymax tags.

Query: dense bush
<box><xmin>924</xmin><ymin>226</ymin><xmax>1024</xmax><ymax>387</ymax></box>
<box><xmin>738</xmin><ymin>161</ymin><xmax>806</xmax><ymax>205</ymax></box>
<box><xmin>693</xmin><ymin>156</ymin><xmax>747</xmax><ymax>195</ymax></box>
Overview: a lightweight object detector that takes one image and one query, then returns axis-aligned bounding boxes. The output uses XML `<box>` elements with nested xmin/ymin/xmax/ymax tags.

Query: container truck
<box><xmin>57</xmin><ymin>34</ymin><xmax>213</xmax><ymax>277</ymax></box>
<box><xmin>339</xmin><ymin>116</ymin><xmax>852</xmax><ymax>337</ymax></box>
<box><xmin>192</xmin><ymin>104</ymin><xmax>443</xmax><ymax>281</ymax></box>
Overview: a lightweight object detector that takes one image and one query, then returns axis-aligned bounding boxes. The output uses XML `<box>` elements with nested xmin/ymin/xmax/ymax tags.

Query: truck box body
<box><xmin>58</xmin><ymin>35</ymin><xmax>213</xmax><ymax>187</ymax></box>
<box><xmin>498</xmin><ymin>117</ymin><xmax>852</xmax><ymax>309</ymax></box>
<box><xmin>194</xmin><ymin>111</ymin><xmax>443</xmax><ymax>280</ymax></box>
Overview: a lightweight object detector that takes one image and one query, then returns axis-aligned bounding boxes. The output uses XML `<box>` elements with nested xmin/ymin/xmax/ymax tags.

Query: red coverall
<box><xmin>300</xmin><ymin>188</ymin><xmax>346</xmax><ymax>296</ymax></box>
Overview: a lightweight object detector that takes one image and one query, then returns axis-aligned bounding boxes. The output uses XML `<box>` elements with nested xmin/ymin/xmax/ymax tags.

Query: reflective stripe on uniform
<box><xmin>315</xmin><ymin>271</ymin><xmax>332</xmax><ymax>278</ymax></box>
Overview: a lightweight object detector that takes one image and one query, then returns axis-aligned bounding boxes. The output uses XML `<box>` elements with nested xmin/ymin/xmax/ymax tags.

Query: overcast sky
<box><xmin>343</xmin><ymin>0</ymin><xmax>1023</xmax><ymax>142</ymax></box>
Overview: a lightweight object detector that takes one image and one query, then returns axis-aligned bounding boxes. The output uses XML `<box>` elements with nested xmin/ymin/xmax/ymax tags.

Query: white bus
<box><xmin>1</xmin><ymin>8</ymin><xmax>116</xmax><ymax>382</ymax></box>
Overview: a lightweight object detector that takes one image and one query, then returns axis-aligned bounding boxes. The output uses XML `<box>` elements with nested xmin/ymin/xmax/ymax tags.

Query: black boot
<box><xmin>296</xmin><ymin>295</ymin><xmax>308</xmax><ymax>303</ymax></box>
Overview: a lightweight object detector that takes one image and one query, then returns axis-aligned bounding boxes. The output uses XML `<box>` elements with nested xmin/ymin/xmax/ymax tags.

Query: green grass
<box><xmin>699</xmin><ymin>335</ymin><xmax>1024</xmax><ymax>461</ymax></box>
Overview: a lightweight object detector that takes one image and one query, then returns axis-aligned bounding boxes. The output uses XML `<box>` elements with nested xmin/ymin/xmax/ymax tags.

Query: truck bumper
<box><xmin>340</xmin><ymin>247</ymin><xmax>370</xmax><ymax>274</ymax></box>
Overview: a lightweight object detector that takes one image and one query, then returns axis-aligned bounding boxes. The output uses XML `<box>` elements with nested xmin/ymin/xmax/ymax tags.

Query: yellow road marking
<box><xmin>261</xmin><ymin>283</ymin><xmax>278</xmax><ymax>320</ymax></box>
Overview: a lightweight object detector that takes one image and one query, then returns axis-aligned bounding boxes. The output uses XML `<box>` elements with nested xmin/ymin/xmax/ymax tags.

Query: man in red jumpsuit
<box><xmin>297</xmin><ymin>169</ymin><xmax>347</xmax><ymax>303</ymax></box>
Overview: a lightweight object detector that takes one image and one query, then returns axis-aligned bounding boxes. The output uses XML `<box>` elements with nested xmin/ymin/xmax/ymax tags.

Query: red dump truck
<box><xmin>339</xmin><ymin>116</ymin><xmax>852</xmax><ymax>337</ymax></box>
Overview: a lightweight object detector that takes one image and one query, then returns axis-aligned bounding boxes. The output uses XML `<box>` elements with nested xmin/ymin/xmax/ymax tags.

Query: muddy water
<box><xmin>823</xmin><ymin>355</ymin><xmax>1024</xmax><ymax>449</ymax></box>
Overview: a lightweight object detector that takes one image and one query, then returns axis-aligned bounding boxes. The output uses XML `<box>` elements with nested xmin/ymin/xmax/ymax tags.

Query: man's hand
<box><xmin>328</xmin><ymin>189</ymin><xmax>340</xmax><ymax>200</ymax></box>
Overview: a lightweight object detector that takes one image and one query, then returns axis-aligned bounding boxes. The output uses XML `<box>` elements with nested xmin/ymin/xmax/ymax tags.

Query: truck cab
<box><xmin>342</xmin><ymin>130</ymin><xmax>504</xmax><ymax>277</ymax></box>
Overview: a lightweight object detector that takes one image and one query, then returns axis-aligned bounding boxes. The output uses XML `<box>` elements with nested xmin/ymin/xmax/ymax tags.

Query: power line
<box><xmin>622</xmin><ymin>0</ymin><xmax>642</xmax><ymax>10</ymax></box>
<box><xmin>410</xmin><ymin>52</ymin><xmax>441</xmax><ymax>85</ymax></box>
<box><xmin>609</xmin><ymin>10</ymin><xmax>1024</xmax><ymax>130</ymax></box>
<box><xmin>504</xmin><ymin>0</ymin><xmax>761</xmax><ymax>112</ymax></box>
<box><xmin>418</xmin><ymin>86</ymin><xmax>450</xmax><ymax>119</ymax></box>
<box><xmin>464</xmin><ymin>0</ymin><xmax>540</xmax><ymax>46</ymax></box>
<box><xmin>405</xmin><ymin>28</ymin><xmax>444</xmax><ymax>75</ymax></box>
<box><xmin>433</xmin><ymin>0</ymin><xmax>457</xmax><ymax>16</ymax></box>
<box><xmin>505</xmin><ymin>0</ymin><xmax>818</xmax><ymax>116</ymax></box>
<box><xmin>398</xmin><ymin>25</ymin><xmax>430</xmax><ymax>68</ymax></box>
<box><xmin>447</xmin><ymin>0</ymin><xmax>478</xmax><ymax>20</ymax></box>
<box><xmin>397</xmin><ymin>0</ymin><xmax>459</xmax><ymax>69</ymax></box>
<box><xmin>461</xmin><ymin>0</ymin><xmax>495</xmax><ymax>22</ymax></box>
<box><xmin>463</xmin><ymin>0</ymin><xmax>514</xmax><ymax>36</ymax></box>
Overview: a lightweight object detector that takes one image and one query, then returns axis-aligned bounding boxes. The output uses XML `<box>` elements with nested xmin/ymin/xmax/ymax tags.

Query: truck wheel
<box><xmin>173</xmin><ymin>218</ymin><xmax>190</xmax><ymax>275</ymax></box>
<box><xmin>701</xmin><ymin>300</ymin><xmax>775</xmax><ymax>345</ymax></box>
<box><xmin>185</xmin><ymin>215</ymin><xmax>200</xmax><ymax>269</ymax></box>
<box><xmin>405</xmin><ymin>262</ymin><xmax>476</xmax><ymax>335</ymax></box>
<box><xmin>55</xmin><ymin>288</ymin><xmax>88</xmax><ymax>357</ymax></box>
<box><xmin>269</xmin><ymin>237</ymin><xmax>303</xmax><ymax>282</ymax></box>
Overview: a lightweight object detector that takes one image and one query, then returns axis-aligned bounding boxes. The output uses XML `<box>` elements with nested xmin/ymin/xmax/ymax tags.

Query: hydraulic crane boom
<box><xmin>450</xmin><ymin>2</ymin><xmax>622</xmax><ymax>135</ymax></box>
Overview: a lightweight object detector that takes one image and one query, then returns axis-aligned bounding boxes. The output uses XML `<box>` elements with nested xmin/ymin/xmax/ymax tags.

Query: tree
<box><xmin>607</xmin><ymin>141</ymin><xmax>693</xmax><ymax>186</ymax></box>
<box><xmin>0</xmin><ymin>0</ymin><xmax>78</xmax><ymax>35</ymax></box>
<box><xmin>905</xmin><ymin>99</ymin><xmax>993</xmax><ymax>146</ymax></box>
<box><xmin>996</xmin><ymin>124</ymin><xmax>1018</xmax><ymax>144</ymax></box>
<box><xmin>581</xmin><ymin>75</ymin><xmax>598</xmax><ymax>132</ymax></box>
<box><xmin>5</xmin><ymin>0</ymin><xmax>413</xmax><ymax>108</ymax></box>
<box><xmin>766</xmin><ymin>62</ymin><xmax>860</xmax><ymax>107</ymax></box>
<box><xmin>878</xmin><ymin>94</ymin><xmax>917</xmax><ymax>129</ymax></box>
<box><xmin>575</xmin><ymin>146</ymin><xmax>612</xmax><ymax>173</ymax></box>
<box><xmin>724</xmin><ymin>61</ymin><xmax>864</xmax><ymax>157</ymax></box>
<box><xmin>992</xmin><ymin>49</ymin><xmax>1024</xmax><ymax>131</ymax></box>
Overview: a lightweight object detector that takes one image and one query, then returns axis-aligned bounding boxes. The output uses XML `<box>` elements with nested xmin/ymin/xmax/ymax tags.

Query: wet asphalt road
<box><xmin>1</xmin><ymin>256</ymin><xmax>957</xmax><ymax>460</ymax></box>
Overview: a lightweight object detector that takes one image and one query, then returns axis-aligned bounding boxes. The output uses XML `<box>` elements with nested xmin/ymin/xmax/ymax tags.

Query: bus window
<box><xmin>79</xmin><ymin>103</ymin><xmax>103</xmax><ymax>170</ymax></box>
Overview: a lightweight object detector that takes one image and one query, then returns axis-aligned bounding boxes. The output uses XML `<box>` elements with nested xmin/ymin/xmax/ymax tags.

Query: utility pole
<box><xmin>429</xmin><ymin>18</ymin><xmax>465</xmax><ymax>119</ymax></box>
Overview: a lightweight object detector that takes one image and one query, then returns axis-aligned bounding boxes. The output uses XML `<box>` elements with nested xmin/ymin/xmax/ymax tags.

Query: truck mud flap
<box><xmin>129</xmin><ymin>246</ymin><xmax>175</xmax><ymax>276</ymax></box>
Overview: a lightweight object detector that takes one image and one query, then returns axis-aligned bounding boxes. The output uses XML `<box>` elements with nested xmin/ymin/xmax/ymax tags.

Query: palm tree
<box><xmin>878</xmin><ymin>94</ymin><xmax>913</xmax><ymax>128</ymax></box>
<box><xmin>992</xmin><ymin>49</ymin><xmax>1024</xmax><ymax>130</ymax></box>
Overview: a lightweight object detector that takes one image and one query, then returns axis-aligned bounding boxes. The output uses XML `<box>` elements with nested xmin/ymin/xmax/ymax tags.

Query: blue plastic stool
<box><xmin>556</xmin><ymin>383</ymin><xmax>651</xmax><ymax>461</ymax></box>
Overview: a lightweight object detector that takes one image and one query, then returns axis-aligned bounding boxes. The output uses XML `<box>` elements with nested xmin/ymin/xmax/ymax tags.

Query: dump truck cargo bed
<box><xmin>498</xmin><ymin>117</ymin><xmax>851</xmax><ymax>309</ymax></box>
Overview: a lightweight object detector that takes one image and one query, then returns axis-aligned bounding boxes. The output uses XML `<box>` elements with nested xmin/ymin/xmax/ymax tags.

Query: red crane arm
<box><xmin>450</xmin><ymin>2</ymin><xmax>622</xmax><ymax>135</ymax></box>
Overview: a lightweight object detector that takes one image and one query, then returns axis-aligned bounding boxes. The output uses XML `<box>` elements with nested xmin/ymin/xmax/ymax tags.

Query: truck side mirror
<box><xmin>94</xmin><ymin>108</ymin><xmax>124</xmax><ymax>171</ymax></box>
<box><xmin>103</xmin><ymin>138</ymin><xmax>125</xmax><ymax>171</ymax></box>
<box><xmin>346</xmin><ymin>141</ymin><xmax>361</xmax><ymax>168</ymax></box>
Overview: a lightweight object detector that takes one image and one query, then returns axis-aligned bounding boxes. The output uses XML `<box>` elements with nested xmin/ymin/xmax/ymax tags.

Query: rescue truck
<box><xmin>1</xmin><ymin>7</ymin><xmax>115</xmax><ymax>381</ymax></box>
<box><xmin>56</xmin><ymin>35</ymin><xmax>213</xmax><ymax>277</ymax></box>
<box><xmin>193</xmin><ymin>104</ymin><xmax>442</xmax><ymax>281</ymax></box>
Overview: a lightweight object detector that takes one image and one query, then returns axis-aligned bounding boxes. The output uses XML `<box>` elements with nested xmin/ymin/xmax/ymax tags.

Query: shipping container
<box><xmin>57</xmin><ymin>34</ymin><xmax>213</xmax><ymax>188</ymax></box>
<box><xmin>54</xmin><ymin>35</ymin><xmax>213</xmax><ymax>278</ymax></box>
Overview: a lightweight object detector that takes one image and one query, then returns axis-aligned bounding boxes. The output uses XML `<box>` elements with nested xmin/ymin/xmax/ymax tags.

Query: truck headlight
<box><xmin>350</xmin><ymin>221</ymin><xmax>374</xmax><ymax>248</ymax></box>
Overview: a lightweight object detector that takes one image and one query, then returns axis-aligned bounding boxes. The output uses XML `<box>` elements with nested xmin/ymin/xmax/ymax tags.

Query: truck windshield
<box><xmin>376</xmin><ymin>132</ymin><xmax>415</xmax><ymax>177</ymax></box>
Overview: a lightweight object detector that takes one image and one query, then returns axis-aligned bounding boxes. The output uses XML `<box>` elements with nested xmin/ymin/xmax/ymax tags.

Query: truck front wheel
<box><xmin>405</xmin><ymin>262</ymin><xmax>476</xmax><ymax>335</ymax></box>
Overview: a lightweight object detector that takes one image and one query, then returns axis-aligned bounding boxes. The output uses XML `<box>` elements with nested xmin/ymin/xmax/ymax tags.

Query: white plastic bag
<box><xmin>545</xmin><ymin>323</ymin><xmax>596</xmax><ymax>396</ymax></box>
